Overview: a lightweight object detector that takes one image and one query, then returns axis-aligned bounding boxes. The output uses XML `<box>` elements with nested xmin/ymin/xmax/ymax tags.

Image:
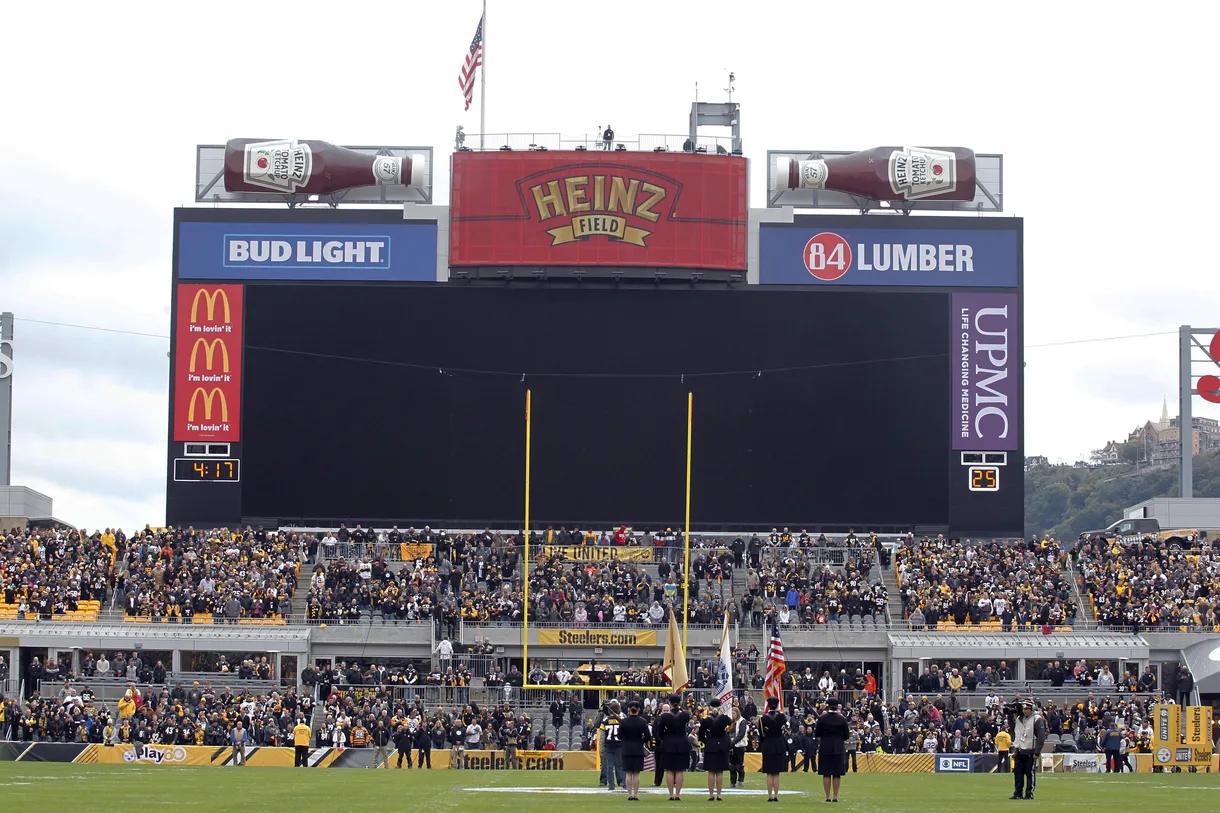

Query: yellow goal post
<box><xmin>520</xmin><ymin>389</ymin><xmax>693</xmax><ymax>692</ymax></box>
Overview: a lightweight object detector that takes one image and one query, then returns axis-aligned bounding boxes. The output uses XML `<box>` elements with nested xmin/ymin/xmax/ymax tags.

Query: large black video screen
<box><xmin>240</xmin><ymin>285</ymin><xmax>950</xmax><ymax>528</ymax></box>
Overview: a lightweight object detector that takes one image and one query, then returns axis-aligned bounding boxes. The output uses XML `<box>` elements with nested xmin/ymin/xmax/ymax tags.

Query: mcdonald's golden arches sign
<box><xmin>173</xmin><ymin>284</ymin><xmax>243</xmax><ymax>441</ymax></box>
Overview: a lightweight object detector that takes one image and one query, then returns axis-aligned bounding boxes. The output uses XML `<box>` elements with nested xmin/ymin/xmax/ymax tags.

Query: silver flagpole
<box><xmin>479</xmin><ymin>0</ymin><xmax>486</xmax><ymax>149</ymax></box>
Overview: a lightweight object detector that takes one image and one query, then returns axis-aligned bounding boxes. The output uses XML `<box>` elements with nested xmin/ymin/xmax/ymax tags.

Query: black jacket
<box><xmin>698</xmin><ymin>713</ymin><xmax>732</xmax><ymax>753</ymax></box>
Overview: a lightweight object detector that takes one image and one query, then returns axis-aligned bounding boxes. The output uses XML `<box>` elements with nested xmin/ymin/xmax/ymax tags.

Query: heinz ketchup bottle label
<box><xmin>242</xmin><ymin>139</ymin><xmax>313</xmax><ymax>193</ymax></box>
<box><xmin>372</xmin><ymin>156</ymin><xmax>404</xmax><ymax>185</ymax></box>
<box><xmin>888</xmin><ymin>147</ymin><xmax>957</xmax><ymax>200</ymax></box>
<box><xmin>798</xmin><ymin>159</ymin><xmax>829</xmax><ymax>189</ymax></box>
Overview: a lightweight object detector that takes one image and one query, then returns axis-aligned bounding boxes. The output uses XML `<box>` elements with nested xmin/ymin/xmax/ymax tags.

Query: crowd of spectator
<box><xmin>895</xmin><ymin>535</ymin><xmax>1078</xmax><ymax>629</ymax></box>
<box><xmin>313</xmin><ymin>682</ymin><xmax>553</xmax><ymax>758</ymax></box>
<box><xmin>0</xmin><ymin>679</ymin><xmax>312</xmax><ymax>746</ymax></box>
<box><xmin>0</xmin><ymin>527</ymin><xmax>115</xmax><ymax>619</ymax></box>
<box><xmin>741</xmin><ymin>545</ymin><xmax>886</xmax><ymax>628</ymax></box>
<box><xmin>1074</xmin><ymin>535</ymin><xmax>1220</xmax><ymax>630</ymax></box>
<box><xmin>118</xmin><ymin>526</ymin><xmax>300</xmax><ymax>623</ymax></box>
<box><xmin>13</xmin><ymin>520</ymin><xmax>1220</xmax><ymax>639</ymax></box>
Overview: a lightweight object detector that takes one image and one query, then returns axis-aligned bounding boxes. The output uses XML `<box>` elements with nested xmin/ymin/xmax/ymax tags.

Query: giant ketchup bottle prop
<box><xmin>774</xmin><ymin>147</ymin><xmax>976</xmax><ymax>202</ymax></box>
<box><xmin>223</xmin><ymin>139</ymin><xmax>425</xmax><ymax>196</ymax></box>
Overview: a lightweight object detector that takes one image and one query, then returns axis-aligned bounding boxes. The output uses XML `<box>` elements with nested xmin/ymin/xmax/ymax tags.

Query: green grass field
<box><xmin>1</xmin><ymin>763</ymin><xmax>1217</xmax><ymax>812</ymax></box>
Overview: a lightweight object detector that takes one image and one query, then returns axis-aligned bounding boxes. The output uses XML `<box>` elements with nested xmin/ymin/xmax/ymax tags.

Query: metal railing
<box><xmin>454</xmin><ymin>133</ymin><xmax>741</xmax><ymax>154</ymax></box>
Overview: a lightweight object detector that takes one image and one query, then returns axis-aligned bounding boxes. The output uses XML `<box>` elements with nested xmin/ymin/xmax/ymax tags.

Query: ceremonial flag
<box><xmin>663</xmin><ymin>604</ymin><xmax>689</xmax><ymax>691</ymax></box>
<box><xmin>764</xmin><ymin>619</ymin><xmax>786</xmax><ymax>710</ymax></box>
<box><xmin>714</xmin><ymin>611</ymin><xmax>733</xmax><ymax>704</ymax></box>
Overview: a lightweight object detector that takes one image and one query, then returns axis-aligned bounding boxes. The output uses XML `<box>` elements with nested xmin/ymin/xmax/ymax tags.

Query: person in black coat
<box><xmin>415</xmin><ymin>720</ymin><xmax>433</xmax><ymax>769</ymax></box>
<box><xmin>758</xmin><ymin>696</ymin><xmax>788</xmax><ymax>802</ymax></box>
<box><xmin>620</xmin><ymin>701</ymin><xmax>653</xmax><ymax>801</ymax></box>
<box><xmin>814</xmin><ymin>697</ymin><xmax>850</xmax><ymax>803</ymax></box>
<box><xmin>658</xmin><ymin>694</ymin><xmax>692</xmax><ymax>800</ymax></box>
<box><xmin>698</xmin><ymin>698</ymin><xmax>733</xmax><ymax>800</ymax></box>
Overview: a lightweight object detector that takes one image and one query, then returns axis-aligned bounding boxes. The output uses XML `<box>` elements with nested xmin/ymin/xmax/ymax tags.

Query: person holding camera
<box><xmin>1008</xmin><ymin>700</ymin><xmax>1047</xmax><ymax>800</ymax></box>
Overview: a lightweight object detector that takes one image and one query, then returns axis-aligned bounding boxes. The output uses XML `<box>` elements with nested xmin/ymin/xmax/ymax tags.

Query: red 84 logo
<box><xmin>1199</xmin><ymin>332</ymin><xmax>1220</xmax><ymax>404</ymax></box>
<box><xmin>802</xmin><ymin>232</ymin><xmax>852</xmax><ymax>281</ymax></box>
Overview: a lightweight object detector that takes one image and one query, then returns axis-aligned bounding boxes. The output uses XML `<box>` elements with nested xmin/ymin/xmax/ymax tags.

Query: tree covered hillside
<box><xmin>1025</xmin><ymin>448</ymin><xmax>1220</xmax><ymax>539</ymax></box>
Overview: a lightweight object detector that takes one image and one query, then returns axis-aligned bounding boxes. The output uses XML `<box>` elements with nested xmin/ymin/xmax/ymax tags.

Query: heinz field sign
<box><xmin>448</xmin><ymin>151</ymin><xmax>748</xmax><ymax>270</ymax></box>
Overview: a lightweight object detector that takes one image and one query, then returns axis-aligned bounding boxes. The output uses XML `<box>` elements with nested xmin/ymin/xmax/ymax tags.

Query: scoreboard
<box><xmin>167</xmin><ymin>191</ymin><xmax>1022</xmax><ymax>536</ymax></box>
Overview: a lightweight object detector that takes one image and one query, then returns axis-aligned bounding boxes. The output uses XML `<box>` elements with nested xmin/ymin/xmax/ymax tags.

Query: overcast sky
<box><xmin>2</xmin><ymin>1</ymin><xmax>1218</xmax><ymax>531</ymax></box>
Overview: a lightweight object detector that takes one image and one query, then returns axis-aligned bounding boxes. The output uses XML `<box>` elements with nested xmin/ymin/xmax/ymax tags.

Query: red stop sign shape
<box><xmin>802</xmin><ymin>232</ymin><xmax>852</xmax><ymax>281</ymax></box>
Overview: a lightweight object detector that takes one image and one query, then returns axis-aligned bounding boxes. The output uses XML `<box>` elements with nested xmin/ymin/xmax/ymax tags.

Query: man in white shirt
<box><xmin>435</xmin><ymin>637</ymin><xmax>454</xmax><ymax>667</ymax></box>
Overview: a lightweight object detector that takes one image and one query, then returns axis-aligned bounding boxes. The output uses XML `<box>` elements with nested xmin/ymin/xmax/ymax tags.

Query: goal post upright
<box><xmin>518</xmin><ymin>389</ymin><xmax>693</xmax><ymax>693</ymax></box>
<box><xmin>683</xmin><ymin>391</ymin><xmax>692</xmax><ymax>653</ymax></box>
<box><xmin>522</xmin><ymin>388</ymin><xmax>531</xmax><ymax>681</ymax></box>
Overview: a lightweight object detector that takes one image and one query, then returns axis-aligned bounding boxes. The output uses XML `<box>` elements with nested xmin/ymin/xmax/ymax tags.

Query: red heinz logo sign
<box><xmin>449</xmin><ymin>151</ymin><xmax>747</xmax><ymax>270</ymax></box>
<box><xmin>529</xmin><ymin>172</ymin><xmax>669</xmax><ymax>248</ymax></box>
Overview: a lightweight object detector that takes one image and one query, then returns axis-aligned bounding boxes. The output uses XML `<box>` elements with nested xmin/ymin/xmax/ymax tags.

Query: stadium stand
<box><xmin>0</xmin><ymin>527</ymin><xmax>113</xmax><ymax>621</ymax></box>
<box><xmin>2</xmin><ymin>678</ymin><xmax>311</xmax><ymax>745</ymax></box>
<box><xmin>118</xmin><ymin>527</ymin><xmax>298</xmax><ymax>624</ymax></box>
<box><xmin>1074</xmin><ymin>534</ymin><xmax>1220</xmax><ymax>631</ymax></box>
<box><xmin>894</xmin><ymin>535</ymin><xmax>1079</xmax><ymax>631</ymax></box>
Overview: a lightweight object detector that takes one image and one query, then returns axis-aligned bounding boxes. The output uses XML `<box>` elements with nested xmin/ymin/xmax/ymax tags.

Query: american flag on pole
<box><xmin>458</xmin><ymin>15</ymin><xmax>484</xmax><ymax>111</ymax></box>
<box><xmin>764</xmin><ymin>618</ymin><xmax>786</xmax><ymax>711</ymax></box>
<box><xmin>643</xmin><ymin>751</ymin><xmax>655</xmax><ymax>772</ymax></box>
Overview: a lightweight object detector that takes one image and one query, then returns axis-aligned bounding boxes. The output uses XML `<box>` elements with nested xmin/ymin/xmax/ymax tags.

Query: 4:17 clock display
<box><xmin>173</xmin><ymin>458</ymin><xmax>240</xmax><ymax>482</ymax></box>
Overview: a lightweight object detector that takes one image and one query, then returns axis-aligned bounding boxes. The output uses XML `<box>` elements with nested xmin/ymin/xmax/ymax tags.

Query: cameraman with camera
<box><xmin>1006</xmin><ymin>699</ymin><xmax>1047</xmax><ymax>800</ymax></box>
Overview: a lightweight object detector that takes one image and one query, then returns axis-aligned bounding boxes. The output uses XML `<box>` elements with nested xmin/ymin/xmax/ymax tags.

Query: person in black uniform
<box><xmin>814</xmin><ymin>697</ymin><xmax>850</xmax><ymax>803</ymax></box>
<box><xmin>658</xmin><ymin>694</ymin><xmax>692</xmax><ymax>801</ymax></box>
<box><xmin>759</xmin><ymin>696</ymin><xmax>788</xmax><ymax>802</ymax></box>
<box><xmin>653</xmin><ymin>704</ymin><xmax>668</xmax><ymax>789</ymax></box>
<box><xmin>620</xmin><ymin>701</ymin><xmax>653</xmax><ymax>801</ymax></box>
<box><xmin>415</xmin><ymin>720</ymin><xmax>432</xmax><ymax>769</ymax></box>
<box><xmin>729</xmin><ymin>706</ymin><xmax>749</xmax><ymax>789</ymax></box>
<box><xmin>698</xmin><ymin>698</ymin><xmax>732</xmax><ymax>801</ymax></box>
<box><xmin>601</xmin><ymin>700</ymin><xmax>626</xmax><ymax>793</ymax></box>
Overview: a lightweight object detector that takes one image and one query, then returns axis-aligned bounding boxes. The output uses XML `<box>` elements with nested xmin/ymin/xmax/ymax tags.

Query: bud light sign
<box><xmin>758</xmin><ymin>221</ymin><xmax>1018</xmax><ymax>288</ymax></box>
<box><xmin>954</xmin><ymin>292</ymin><xmax>1019</xmax><ymax>451</ymax></box>
<box><xmin>176</xmin><ymin>219</ymin><xmax>438</xmax><ymax>281</ymax></box>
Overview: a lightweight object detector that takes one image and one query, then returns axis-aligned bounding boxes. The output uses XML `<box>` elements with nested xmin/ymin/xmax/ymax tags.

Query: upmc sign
<box><xmin>759</xmin><ymin>220</ymin><xmax>1019</xmax><ymax>287</ymax></box>
<box><xmin>449</xmin><ymin>151</ymin><xmax>748</xmax><ymax>270</ymax></box>
<box><xmin>953</xmin><ymin>292</ymin><xmax>1019</xmax><ymax>451</ymax></box>
<box><xmin>172</xmin><ymin>284</ymin><xmax>243</xmax><ymax>442</ymax></box>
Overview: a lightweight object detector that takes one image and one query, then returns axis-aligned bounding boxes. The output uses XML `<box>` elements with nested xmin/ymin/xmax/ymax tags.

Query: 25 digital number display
<box><xmin>173</xmin><ymin>458</ymin><xmax>240</xmax><ymax>482</ymax></box>
<box><xmin>968</xmin><ymin>466</ymin><xmax>999</xmax><ymax>492</ymax></box>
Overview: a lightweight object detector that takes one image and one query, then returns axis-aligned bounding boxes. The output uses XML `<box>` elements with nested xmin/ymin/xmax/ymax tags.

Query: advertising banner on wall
<box><xmin>177</xmin><ymin>221</ymin><xmax>438</xmax><ymax>282</ymax></box>
<box><xmin>540</xmin><ymin>545</ymin><xmax>654</xmax><ymax>562</ymax></box>
<box><xmin>449</xmin><ymin>151</ymin><xmax>748</xmax><ymax>270</ymax></box>
<box><xmin>537</xmin><ymin>628</ymin><xmax>657</xmax><ymax>646</ymax></box>
<box><xmin>759</xmin><ymin>222</ymin><xmax>1018</xmax><ymax>287</ymax></box>
<box><xmin>952</xmin><ymin>292</ymin><xmax>1019</xmax><ymax>452</ymax></box>
<box><xmin>173</xmin><ymin>284</ymin><xmax>243</xmax><ymax>442</ymax></box>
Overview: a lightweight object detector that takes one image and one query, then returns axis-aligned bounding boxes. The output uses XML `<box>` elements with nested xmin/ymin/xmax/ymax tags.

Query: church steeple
<box><xmin>1159</xmin><ymin>397</ymin><xmax>1170</xmax><ymax>430</ymax></box>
